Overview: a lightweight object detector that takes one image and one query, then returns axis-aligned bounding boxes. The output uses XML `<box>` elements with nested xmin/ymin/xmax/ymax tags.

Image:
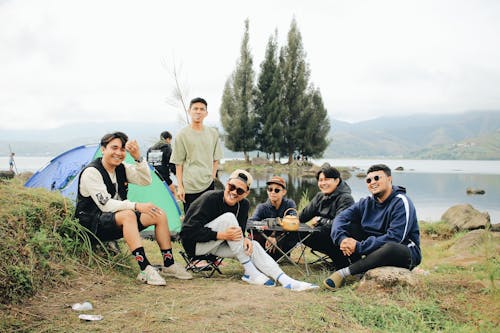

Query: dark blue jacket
<box><xmin>249</xmin><ymin>197</ymin><xmax>297</xmax><ymax>221</ymax></box>
<box><xmin>332</xmin><ymin>185</ymin><xmax>421</xmax><ymax>266</ymax></box>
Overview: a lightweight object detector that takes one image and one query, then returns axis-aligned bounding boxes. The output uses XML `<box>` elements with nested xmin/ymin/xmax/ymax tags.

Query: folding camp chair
<box><xmin>179</xmin><ymin>251</ymin><xmax>224</xmax><ymax>278</ymax></box>
<box><xmin>309</xmin><ymin>249</ymin><xmax>335</xmax><ymax>270</ymax></box>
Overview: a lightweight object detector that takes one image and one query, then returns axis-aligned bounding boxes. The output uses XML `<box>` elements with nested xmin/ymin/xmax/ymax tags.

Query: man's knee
<box><xmin>115</xmin><ymin>210</ymin><xmax>138</xmax><ymax>226</ymax></box>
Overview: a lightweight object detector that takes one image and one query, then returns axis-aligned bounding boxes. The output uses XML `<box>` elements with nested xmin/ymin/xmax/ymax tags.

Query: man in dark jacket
<box><xmin>324</xmin><ymin>164</ymin><xmax>422</xmax><ymax>291</ymax></box>
<box><xmin>299</xmin><ymin>166</ymin><xmax>355</xmax><ymax>267</ymax></box>
<box><xmin>147</xmin><ymin>131</ymin><xmax>176</xmax><ymax>197</ymax></box>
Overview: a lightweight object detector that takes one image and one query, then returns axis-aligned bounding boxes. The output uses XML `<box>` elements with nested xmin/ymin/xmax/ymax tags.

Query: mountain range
<box><xmin>1</xmin><ymin>110</ymin><xmax>499</xmax><ymax>159</ymax></box>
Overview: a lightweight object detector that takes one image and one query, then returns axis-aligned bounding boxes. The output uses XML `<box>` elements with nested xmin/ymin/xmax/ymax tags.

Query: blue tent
<box><xmin>25</xmin><ymin>144</ymin><xmax>182</xmax><ymax>234</ymax></box>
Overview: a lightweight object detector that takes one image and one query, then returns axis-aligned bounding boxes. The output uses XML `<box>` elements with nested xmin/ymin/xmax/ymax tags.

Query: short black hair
<box><xmin>316</xmin><ymin>166</ymin><xmax>341</xmax><ymax>180</ymax></box>
<box><xmin>100</xmin><ymin>131</ymin><xmax>128</xmax><ymax>147</ymax></box>
<box><xmin>189</xmin><ymin>97</ymin><xmax>207</xmax><ymax>108</ymax></box>
<box><xmin>367</xmin><ymin>164</ymin><xmax>392</xmax><ymax>176</ymax></box>
<box><xmin>160</xmin><ymin>131</ymin><xmax>172</xmax><ymax>140</ymax></box>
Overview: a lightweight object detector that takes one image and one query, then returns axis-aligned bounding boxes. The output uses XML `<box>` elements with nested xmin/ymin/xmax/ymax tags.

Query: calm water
<box><xmin>3</xmin><ymin>156</ymin><xmax>500</xmax><ymax>223</ymax></box>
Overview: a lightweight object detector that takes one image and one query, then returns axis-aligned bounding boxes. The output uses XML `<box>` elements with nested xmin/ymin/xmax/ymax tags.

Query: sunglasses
<box><xmin>365</xmin><ymin>175</ymin><xmax>383</xmax><ymax>184</ymax></box>
<box><xmin>228</xmin><ymin>183</ymin><xmax>246</xmax><ymax>196</ymax></box>
<box><xmin>267</xmin><ymin>187</ymin><xmax>282</xmax><ymax>193</ymax></box>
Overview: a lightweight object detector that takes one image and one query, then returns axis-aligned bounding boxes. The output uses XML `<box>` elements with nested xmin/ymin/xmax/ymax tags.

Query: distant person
<box><xmin>147</xmin><ymin>131</ymin><xmax>177</xmax><ymax>197</ymax></box>
<box><xmin>170</xmin><ymin>97</ymin><xmax>223</xmax><ymax>214</ymax></box>
<box><xmin>180</xmin><ymin>169</ymin><xmax>318</xmax><ymax>291</ymax></box>
<box><xmin>9</xmin><ymin>152</ymin><xmax>15</xmax><ymax>172</ymax></box>
<box><xmin>299</xmin><ymin>166</ymin><xmax>355</xmax><ymax>267</ymax></box>
<box><xmin>249</xmin><ymin>176</ymin><xmax>297</xmax><ymax>260</ymax></box>
<box><xmin>75</xmin><ymin>131</ymin><xmax>192</xmax><ymax>285</ymax></box>
<box><xmin>324</xmin><ymin>164</ymin><xmax>422</xmax><ymax>291</ymax></box>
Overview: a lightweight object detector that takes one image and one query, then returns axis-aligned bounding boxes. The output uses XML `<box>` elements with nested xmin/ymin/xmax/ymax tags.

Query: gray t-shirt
<box><xmin>170</xmin><ymin>126</ymin><xmax>223</xmax><ymax>193</ymax></box>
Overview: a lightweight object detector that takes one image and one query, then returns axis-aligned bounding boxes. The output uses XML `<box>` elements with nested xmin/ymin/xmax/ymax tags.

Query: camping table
<box><xmin>246</xmin><ymin>219</ymin><xmax>319</xmax><ymax>276</ymax></box>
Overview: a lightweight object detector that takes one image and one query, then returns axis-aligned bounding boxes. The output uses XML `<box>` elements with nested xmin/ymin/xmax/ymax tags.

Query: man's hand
<box><xmin>177</xmin><ymin>185</ymin><xmax>185</xmax><ymax>203</ymax></box>
<box><xmin>217</xmin><ymin>226</ymin><xmax>243</xmax><ymax>241</ymax></box>
<box><xmin>135</xmin><ymin>202</ymin><xmax>163</xmax><ymax>217</ymax></box>
<box><xmin>265</xmin><ymin>236</ymin><xmax>277</xmax><ymax>253</ymax></box>
<box><xmin>340</xmin><ymin>237</ymin><xmax>357</xmax><ymax>256</ymax></box>
<box><xmin>243</xmin><ymin>237</ymin><xmax>253</xmax><ymax>256</ymax></box>
<box><xmin>125</xmin><ymin>140</ymin><xmax>141</xmax><ymax>161</ymax></box>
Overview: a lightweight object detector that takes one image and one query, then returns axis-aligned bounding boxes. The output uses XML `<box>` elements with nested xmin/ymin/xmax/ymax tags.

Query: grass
<box><xmin>1</xmin><ymin>176</ymin><xmax>499</xmax><ymax>332</ymax></box>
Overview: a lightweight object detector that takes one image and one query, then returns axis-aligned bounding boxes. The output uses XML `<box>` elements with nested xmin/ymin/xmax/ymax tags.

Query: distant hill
<box><xmin>325</xmin><ymin>111</ymin><xmax>500</xmax><ymax>159</ymax></box>
<box><xmin>1</xmin><ymin>111</ymin><xmax>500</xmax><ymax>159</ymax></box>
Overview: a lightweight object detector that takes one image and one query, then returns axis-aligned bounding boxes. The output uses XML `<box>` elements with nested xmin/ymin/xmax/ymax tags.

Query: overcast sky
<box><xmin>1</xmin><ymin>0</ymin><xmax>499</xmax><ymax>130</ymax></box>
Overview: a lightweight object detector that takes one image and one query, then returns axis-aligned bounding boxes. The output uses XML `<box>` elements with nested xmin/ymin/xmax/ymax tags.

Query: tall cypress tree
<box><xmin>254</xmin><ymin>31</ymin><xmax>284</xmax><ymax>161</ymax></box>
<box><xmin>281</xmin><ymin>18</ymin><xmax>310</xmax><ymax>163</ymax></box>
<box><xmin>220</xmin><ymin>19</ymin><xmax>256</xmax><ymax>162</ymax></box>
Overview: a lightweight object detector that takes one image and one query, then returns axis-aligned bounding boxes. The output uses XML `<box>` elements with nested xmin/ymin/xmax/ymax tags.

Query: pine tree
<box><xmin>254</xmin><ymin>31</ymin><xmax>284</xmax><ymax>162</ymax></box>
<box><xmin>281</xmin><ymin>18</ymin><xmax>311</xmax><ymax>163</ymax></box>
<box><xmin>220</xmin><ymin>19</ymin><xmax>256</xmax><ymax>162</ymax></box>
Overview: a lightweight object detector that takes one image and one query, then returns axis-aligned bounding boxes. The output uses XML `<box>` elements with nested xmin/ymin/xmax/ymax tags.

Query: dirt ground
<box><xmin>3</xmin><ymin>232</ymin><xmax>499</xmax><ymax>332</ymax></box>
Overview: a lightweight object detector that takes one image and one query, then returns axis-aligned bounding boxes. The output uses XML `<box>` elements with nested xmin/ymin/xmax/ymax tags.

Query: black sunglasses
<box><xmin>267</xmin><ymin>187</ymin><xmax>282</xmax><ymax>193</ymax></box>
<box><xmin>228</xmin><ymin>183</ymin><xmax>246</xmax><ymax>196</ymax></box>
<box><xmin>365</xmin><ymin>175</ymin><xmax>383</xmax><ymax>184</ymax></box>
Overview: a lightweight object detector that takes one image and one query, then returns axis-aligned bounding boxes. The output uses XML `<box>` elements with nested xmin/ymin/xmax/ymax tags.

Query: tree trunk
<box><xmin>244</xmin><ymin>151</ymin><xmax>250</xmax><ymax>163</ymax></box>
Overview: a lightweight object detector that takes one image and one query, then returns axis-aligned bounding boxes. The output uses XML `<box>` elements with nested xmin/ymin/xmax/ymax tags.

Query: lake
<box><xmin>2</xmin><ymin>156</ymin><xmax>499</xmax><ymax>224</ymax></box>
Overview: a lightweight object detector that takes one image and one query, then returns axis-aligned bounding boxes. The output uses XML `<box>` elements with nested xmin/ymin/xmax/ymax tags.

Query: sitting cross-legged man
<box><xmin>324</xmin><ymin>164</ymin><xmax>422</xmax><ymax>291</ymax></box>
<box><xmin>75</xmin><ymin>131</ymin><xmax>192</xmax><ymax>286</ymax></box>
<box><xmin>180</xmin><ymin>169</ymin><xmax>318</xmax><ymax>291</ymax></box>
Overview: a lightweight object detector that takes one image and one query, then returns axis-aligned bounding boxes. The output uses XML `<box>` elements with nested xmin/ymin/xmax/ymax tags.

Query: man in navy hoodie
<box><xmin>323</xmin><ymin>164</ymin><xmax>421</xmax><ymax>291</ymax></box>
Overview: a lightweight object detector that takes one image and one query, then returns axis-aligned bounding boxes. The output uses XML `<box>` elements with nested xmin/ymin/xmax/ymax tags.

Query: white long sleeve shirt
<box><xmin>79</xmin><ymin>160</ymin><xmax>151</xmax><ymax>213</ymax></box>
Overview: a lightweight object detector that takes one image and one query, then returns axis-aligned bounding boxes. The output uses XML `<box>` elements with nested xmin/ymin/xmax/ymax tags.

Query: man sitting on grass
<box><xmin>180</xmin><ymin>169</ymin><xmax>318</xmax><ymax>291</ymax></box>
<box><xmin>324</xmin><ymin>164</ymin><xmax>422</xmax><ymax>291</ymax></box>
<box><xmin>75</xmin><ymin>131</ymin><xmax>192</xmax><ymax>286</ymax></box>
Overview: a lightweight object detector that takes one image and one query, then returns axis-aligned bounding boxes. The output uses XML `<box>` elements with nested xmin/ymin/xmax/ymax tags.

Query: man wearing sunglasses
<box><xmin>180</xmin><ymin>169</ymin><xmax>318</xmax><ymax>291</ymax></box>
<box><xmin>324</xmin><ymin>164</ymin><xmax>422</xmax><ymax>291</ymax></box>
<box><xmin>249</xmin><ymin>176</ymin><xmax>297</xmax><ymax>260</ymax></box>
<box><xmin>299</xmin><ymin>165</ymin><xmax>355</xmax><ymax>267</ymax></box>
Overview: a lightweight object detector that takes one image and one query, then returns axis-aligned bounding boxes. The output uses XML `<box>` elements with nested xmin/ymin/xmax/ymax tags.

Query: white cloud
<box><xmin>1</xmin><ymin>0</ymin><xmax>499</xmax><ymax>129</ymax></box>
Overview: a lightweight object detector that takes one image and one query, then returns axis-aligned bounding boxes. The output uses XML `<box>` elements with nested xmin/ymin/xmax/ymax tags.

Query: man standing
<box><xmin>76</xmin><ymin>131</ymin><xmax>192</xmax><ymax>286</ymax></box>
<box><xmin>147</xmin><ymin>131</ymin><xmax>176</xmax><ymax>197</ymax></box>
<box><xmin>180</xmin><ymin>169</ymin><xmax>318</xmax><ymax>291</ymax></box>
<box><xmin>170</xmin><ymin>97</ymin><xmax>222</xmax><ymax>214</ymax></box>
<box><xmin>324</xmin><ymin>164</ymin><xmax>422</xmax><ymax>291</ymax></box>
<box><xmin>249</xmin><ymin>176</ymin><xmax>297</xmax><ymax>260</ymax></box>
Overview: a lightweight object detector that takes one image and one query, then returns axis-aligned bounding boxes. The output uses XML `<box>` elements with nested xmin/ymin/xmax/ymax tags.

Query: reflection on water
<box><xmin>220</xmin><ymin>171</ymin><xmax>500</xmax><ymax>223</ymax></box>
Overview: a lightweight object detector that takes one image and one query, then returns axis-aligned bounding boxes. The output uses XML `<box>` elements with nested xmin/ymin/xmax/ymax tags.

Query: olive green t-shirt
<box><xmin>170</xmin><ymin>126</ymin><xmax>223</xmax><ymax>193</ymax></box>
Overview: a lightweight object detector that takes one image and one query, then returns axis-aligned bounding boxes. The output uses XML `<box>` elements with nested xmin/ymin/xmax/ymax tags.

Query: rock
<box><xmin>466</xmin><ymin>187</ymin><xmax>486</xmax><ymax>195</ymax></box>
<box><xmin>491</xmin><ymin>224</ymin><xmax>500</xmax><ymax>232</ymax></box>
<box><xmin>251</xmin><ymin>157</ymin><xmax>272</xmax><ymax>166</ymax></box>
<box><xmin>441</xmin><ymin>204</ymin><xmax>491</xmax><ymax>231</ymax></box>
<box><xmin>0</xmin><ymin>170</ymin><xmax>15</xmax><ymax>179</ymax></box>
<box><xmin>395</xmin><ymin>166</ymin><xmax>404</xmax><ymax>171</ymax></box>
<box><xmin>358</xmin><ymin>266</ymin><xmax>420</xmax><ymax>289</ymax></box>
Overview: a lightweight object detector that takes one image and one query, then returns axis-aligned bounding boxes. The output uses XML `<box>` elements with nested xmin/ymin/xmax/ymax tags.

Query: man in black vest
<box><xmin>75</xmin><ymin>131</ymin><xmax>191</xmax><ymax>285</ymax></box>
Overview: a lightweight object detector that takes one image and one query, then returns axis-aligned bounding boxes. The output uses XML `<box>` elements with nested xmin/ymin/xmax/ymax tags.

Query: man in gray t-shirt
<box><xmin>170</xmin><ymin>97</ymin><xmax>223</xmax><ymax>214</ymax></box>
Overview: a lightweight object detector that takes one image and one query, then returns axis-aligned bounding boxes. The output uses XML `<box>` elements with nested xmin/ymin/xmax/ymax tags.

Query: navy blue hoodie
<box><xmin>332</xmin><ymin>185</ymin><xmax>421</xmax><ymax>267</ymax></box>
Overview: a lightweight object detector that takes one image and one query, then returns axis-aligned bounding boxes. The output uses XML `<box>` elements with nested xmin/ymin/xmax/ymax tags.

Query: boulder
<box><xmin>441</xmin><ymin>204</ymin><xmax>491</xmax><ymax>231</ymax></box>
<box><xmin>491</xmin><ymin>224</ymin><xmax>500</xmax><ymax>232</ymax></box>
<box><xmin>466</xmin><ymin>187</ymin><xmax>486</xmax><ymax>195</ymax></box>
<box><xmin>395</xmin><ymin>166</ymin><xmax>404</xmax><ymax>171</ymax></box>
<box><xmin>251</xmin><ymin>157</ymin><xmax>272</xmax><ymax>166</ymax></box>
<box><xmin>0</xmin><ymin>170</ymin><xmax>15</xmax><ymax>179</ymax></box>
<box><xmin>358</xmin><ymin>266</ymin><xmax>420</xmax><ymax>289</ymax></box>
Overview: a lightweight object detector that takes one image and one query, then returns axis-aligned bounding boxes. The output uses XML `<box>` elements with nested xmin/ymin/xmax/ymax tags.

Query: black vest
<box><xmin>75</xmin><ymin>158</ymin><xmax>128</xmax><ymax>231</ymax></box>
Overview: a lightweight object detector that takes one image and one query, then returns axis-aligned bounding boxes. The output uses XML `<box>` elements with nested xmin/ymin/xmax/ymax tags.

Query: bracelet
<box><xmin>134</xmin><ymin>157</ymin><xmax>143</xmax><ymax>163</ymax></box>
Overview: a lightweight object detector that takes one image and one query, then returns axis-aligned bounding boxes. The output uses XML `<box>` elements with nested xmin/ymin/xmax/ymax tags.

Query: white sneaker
<box><xmin>241</xmin><ymin>274</ymin><xmax>275</xmax><ymax>286</ymax></box>
<box><xmin>283</xmin><ymin>281</ymin><xmax>319</xmax><ymax>292</ymax></box>
<box><xmin>159</xmin><ymin>262</ymin><xmax>193</xmax><ymax>280</ymax></box>
<box><xmin>137</xmin><ymin>265</ymin><xmax>166</xmax><ymax>286</ymax></box>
